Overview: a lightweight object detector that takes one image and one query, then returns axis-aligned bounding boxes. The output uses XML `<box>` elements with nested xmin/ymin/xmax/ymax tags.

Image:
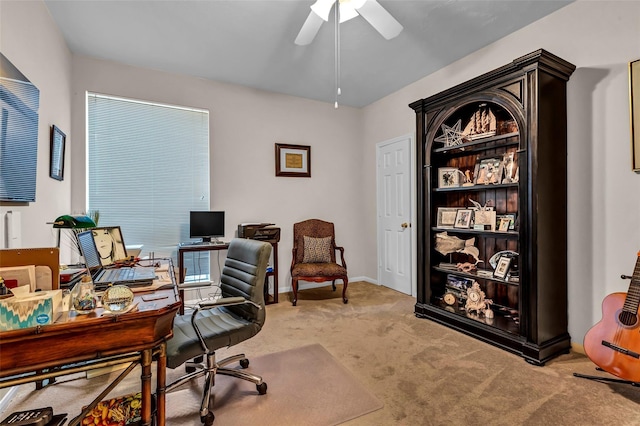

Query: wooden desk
<box><xmin>178</xmin><ymin>241</ymin><xmax>279</xmax><ymax>314</ymax></box>
<box><xmin>0</xmin><ymin>261</ymin><xmax>180</xmax><ymax>426</ymax></box>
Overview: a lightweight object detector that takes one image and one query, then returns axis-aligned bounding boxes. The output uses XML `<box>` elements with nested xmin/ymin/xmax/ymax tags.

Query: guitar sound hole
<box><xmin>618</xmin><ymin>311</ymin><xmax>638</xmax><ymax>327</ymax></box>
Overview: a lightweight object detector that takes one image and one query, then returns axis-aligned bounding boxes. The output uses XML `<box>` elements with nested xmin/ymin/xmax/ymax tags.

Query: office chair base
<box><xmin>166</xmin><ymin>351</ymin><xmax>267</xmax><ymax>425</ymax></box>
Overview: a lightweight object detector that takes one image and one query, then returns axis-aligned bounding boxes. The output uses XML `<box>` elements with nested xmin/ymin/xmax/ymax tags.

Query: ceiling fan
<box><xmin>295</xmin><ymin>0</ymin><xmax>403</xmax><ymax>45</ymax></box>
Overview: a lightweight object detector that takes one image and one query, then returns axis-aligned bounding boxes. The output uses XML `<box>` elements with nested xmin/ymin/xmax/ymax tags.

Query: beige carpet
<box><xmin>4</xmin><ymin>282</ymin><xmax>640</xmax><ymax>425</ymax></box>
<box><xmin>167</xmin><ymin>343</ymin><xmax>383</xmax><ymax>425</ymax></box>
<box><xmin>3</xmin><ymin>343</ymin><xmax>382</xmax><ymax>426</ymax></box>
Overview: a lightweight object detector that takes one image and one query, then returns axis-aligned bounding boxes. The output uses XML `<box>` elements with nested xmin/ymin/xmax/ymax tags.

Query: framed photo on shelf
<box><xmin>437</xmin><ymin>167</ymin><xmax>463</xmax><ymax>188</ymax></box>
<box><xmin>496</xmin><ymin>213</ymin><xmax>516</xmax><ymax>230</ymax></box>
<box><xmin>498</xmin><ymin>217</ymin><xmax>511</xmax><ymax>232</ymax></box>
<box><xmin>275</xmin><ymin>143</ymin><xmax>311</xmax><ymax>177</ymax></box>
<box><xmin>50</xmin><ymin>125</ymin><xmax>66</xmax><ymax>181</ymax></box>
<box><xmin>436</xmin><ymin>207</ymin><xmax>458</xmax><ymax>228</ymax></box>
<box><xmin>454</xmin><ymin>209</ymin><xmax>473</xmax><ymax>229</ymax></box>
<box><xmin>473</xmin><ymin>156</ymin><xmax>504</xmax><ymax>185</ymax></box>
<box><xmin>493</xmin><ymin>256</ymin><xmax>512</xmax><ymax>279</ymax></box>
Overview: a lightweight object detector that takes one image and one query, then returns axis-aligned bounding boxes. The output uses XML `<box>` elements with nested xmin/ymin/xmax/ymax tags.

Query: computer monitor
<box><xmin>189</xmin><ymin>211</ymin><xmax>225</xmax><ymax>243</ymax></box>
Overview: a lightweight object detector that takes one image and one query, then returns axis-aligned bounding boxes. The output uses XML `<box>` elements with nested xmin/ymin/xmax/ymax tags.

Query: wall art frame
<box><xmin>275</xmin><ymin>143</ymin><xmax>311</xmax><ymax>177</ymax></box>
<box><xmin>50</xmin><ymin>125</ymin><xmax>66</xmax><ymax>181</ymax></box>
<box><xmin>630</xmin><ymin>59</ymin><xmax>640</xmax><ymax>173</ymax></box>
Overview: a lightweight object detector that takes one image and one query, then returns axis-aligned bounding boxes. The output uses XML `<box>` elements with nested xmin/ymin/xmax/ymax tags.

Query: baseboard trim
<box><xmin>571</xmin><ymin>341</ymin><xmax>585</xmax><ymax>355</ymax></box>
<box><xmin>277</xmin><ymin>276</ymin><xmax>377</xmax><ymax>293</ymax></box>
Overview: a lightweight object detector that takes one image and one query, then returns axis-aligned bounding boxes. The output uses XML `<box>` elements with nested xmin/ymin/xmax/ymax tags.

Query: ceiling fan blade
<box><xmin>295</xmin><ymin>11</ymin><xmax>325</xmax><ymax>45</ymax></box>
<box><xmin>356</xmin><ymin>0</ymin><xmax>403</xmax><ymax>40</ymax></box>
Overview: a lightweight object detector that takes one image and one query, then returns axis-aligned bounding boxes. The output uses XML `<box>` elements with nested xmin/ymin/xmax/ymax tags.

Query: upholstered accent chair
<box><xmin>165</xmin><ymin>238</ymin><xmax>272</xmax><ymax>426</ymax></box>
<box><xmin>290</xmin><ymin>219</ymin><xmax>348</xmax><ymax>306</ymax></box>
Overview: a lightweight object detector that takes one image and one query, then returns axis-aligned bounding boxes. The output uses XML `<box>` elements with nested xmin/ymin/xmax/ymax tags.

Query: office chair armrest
<box><xmin>197</xmin><ymin>297</ymin><xmax>261</xmax><ymax>309</ymax></box>
<box><xmin>334</xmin><ymin>246</ymin><xmax>347</xmax><ymax>269</ymax></box>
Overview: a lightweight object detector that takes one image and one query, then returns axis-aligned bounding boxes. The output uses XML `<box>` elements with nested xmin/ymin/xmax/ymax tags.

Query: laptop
<box><xmin>76</xmin><ymin>229</ymin><xmax>157</xmax><ymax>289</ymax></box>
<box><xmin>88</xmin><ymin>226</ymin><xmax>129</xmax><ymax>266</ymax></box>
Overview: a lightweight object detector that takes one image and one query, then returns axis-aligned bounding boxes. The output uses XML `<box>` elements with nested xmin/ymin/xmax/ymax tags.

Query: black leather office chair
<box><xmin>165</xmin><ymin>238</ymin><xmax>272</xmax><ymax>425</ymax></box>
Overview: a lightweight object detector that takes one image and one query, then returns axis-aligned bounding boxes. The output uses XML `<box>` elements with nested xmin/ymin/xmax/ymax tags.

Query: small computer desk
<box><xmin>177</xmin><ymin>242</ymin><xmax>229</xmax><ymax>314</ymax></box>
<box><xmin>0</xmin><ymin>260</ymin><xmax>181</xmax><ymax>426</ymax></box>
<box><xmin>178</xmin><ymin>241</ymin><xmax>279</xmax><ymax>314</ymax></box>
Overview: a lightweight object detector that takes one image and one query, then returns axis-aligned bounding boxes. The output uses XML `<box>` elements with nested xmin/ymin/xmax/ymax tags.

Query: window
<box><xmin>87</xmin><ymin>93</ymin><xmax>209</xmax><ymax>270</ymax></box>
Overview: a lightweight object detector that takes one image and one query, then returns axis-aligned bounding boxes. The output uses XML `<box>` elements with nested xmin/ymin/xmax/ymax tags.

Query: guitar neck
<box><xmin>622</xmin><ymin>253</ymin><xmax>640</xmax><ymax>315</ymax></box>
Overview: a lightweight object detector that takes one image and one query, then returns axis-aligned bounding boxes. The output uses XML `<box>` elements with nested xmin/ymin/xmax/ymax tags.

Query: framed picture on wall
<box><xmin>275</xmin><ymin>143</ymin><xmax>311</xmax><ymax>177</ymax></box>
<box><xmin>50</xmin><ymin>125</ymin><xmax>66</xmax><ymax>181</ymax></box>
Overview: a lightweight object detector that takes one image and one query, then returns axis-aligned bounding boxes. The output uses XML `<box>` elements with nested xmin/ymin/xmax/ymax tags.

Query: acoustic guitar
<box><xmin>583</xmin><ymin>251</ymin><xmax>640</xmax><ymax>382</ymax></box>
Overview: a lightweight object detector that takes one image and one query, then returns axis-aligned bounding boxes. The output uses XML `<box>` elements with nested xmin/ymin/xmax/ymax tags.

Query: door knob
<box><xmin>401</xmin><ymin>222</ymin><xmax>409</xmax><ymax>229</ymax></box>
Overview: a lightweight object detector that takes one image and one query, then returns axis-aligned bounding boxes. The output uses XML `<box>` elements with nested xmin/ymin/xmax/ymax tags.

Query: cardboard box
<box><xmin>0</xmin><ymin>290</ymin><xmax>62</xmax><ymax>331</ymax></box>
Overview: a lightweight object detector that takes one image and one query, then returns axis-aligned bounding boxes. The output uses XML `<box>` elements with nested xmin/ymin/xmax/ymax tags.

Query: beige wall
<box><xmin>0</xmin><ymin>0</ymin><xmax>73</xmax><ymax>248</ymax></box>
<box><xmin>3</xmin><ymin>0</ymin><xmax>640</xmax><ymax>344</ymax></box>
<box><xmin>69</xmin><ymin>56</ymin><xmax>366</xmax><ymax>288</ymax></box>
<box><xmin>361</xmin><ymin>0</ymin><xmax>640</xmax><ymax>343</ymax></box>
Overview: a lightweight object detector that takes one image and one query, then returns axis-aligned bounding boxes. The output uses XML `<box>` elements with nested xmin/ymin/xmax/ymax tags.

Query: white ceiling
<box><xmin>44</xmin><ymin>0</ymin><xmax>573</xmax><ymax>108</ymax></box>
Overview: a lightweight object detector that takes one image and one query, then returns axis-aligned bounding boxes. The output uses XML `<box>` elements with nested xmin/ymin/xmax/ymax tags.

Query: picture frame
<box><xmin>496</xmin><ymin>213</ymin><xmax>516</xmax><ymax>230</ymax></box>
<box><xmin>454</xmin><ymin>209</ymin><xmax>473</xmax><ymax>229</ymax></box>
<box><xmin>498</xmin><ymin>217</ymin><xmax>511</xmax><ymax>232</ymax></box>
<box><xmin>473</xmin><ymin>156</ymin><xmax>504</xmax><ymax>185</ymax></box>
<box><xmin>275</xmin><ymin>143</ymin><xmax>311</xmax><ymax>177</ymax></box>
<box><xmin>437</xmin><ymin>167</ymin><xmax>463</xmax><ymax>188</ymax></box>
<box><xmin>630</xmin><ymin>59</ymin><xmax>640</xmax><ymax>173</ymax></box>
<box><xmin>50</xmin><ymin>125</ymin><xmax>66</xmax><ymax>181</ymax></box>
<box><xmin>436</xmin><ymin>207</ymin><xmax>458</xmax><ymax>228</ymax></box>
<box><xmin>493</xmin><ymin>255</ymin><xmax>512</xmax><ymax>279</ymax></box>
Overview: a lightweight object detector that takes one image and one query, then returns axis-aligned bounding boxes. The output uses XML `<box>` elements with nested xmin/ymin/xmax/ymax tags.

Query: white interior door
<box><xmin>377</xmin><ymin>135</ymin><xmax>413</xmax><ymax>295</ymax></box>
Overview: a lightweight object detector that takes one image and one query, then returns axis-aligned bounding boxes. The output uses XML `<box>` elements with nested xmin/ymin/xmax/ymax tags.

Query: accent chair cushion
<box><xmin>302</xmin><ymin>236</ymin><xmax>332</xmax><ymax>263</ymax></box>
<box><xmin>291</xmin><ymin>262</ymin><xmax>347</xmax><ymax>278</ymax></box>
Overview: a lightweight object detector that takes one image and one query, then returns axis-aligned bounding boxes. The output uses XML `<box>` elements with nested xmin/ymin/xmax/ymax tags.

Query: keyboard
<box><xmin>102</xmin><ymin>268</ymin><xmax>136</xmax><ymax>281</ymax></box>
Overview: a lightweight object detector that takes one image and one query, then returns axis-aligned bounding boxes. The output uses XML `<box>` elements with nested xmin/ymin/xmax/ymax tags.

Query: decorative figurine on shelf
<box><xmin>434</xmin><ymin>119</ymin><xmax>468</xmax><ymax>147</ymax></box>
<box><xmin>462</xmin><ymin>169</ymin><xmax>474</xmax><ymax>187</ymax></box>
<box><xmin>469</xmin><ymin>198</ymin><xmax>496</xmax><ymax>231</ymax></box>
<box><xmin>502</xmin><ymin>152</ymin><xmax>516</xmax><ymax>184</ymax></box>
<box><xmin>434</xmin><ymin>232</ymin><xmax>481</xmax><ymax>265</ymax></box>
<box><xmin>456</xmin><ymin>262</ymin><xmax>477</xmax><ymax>273</ymax></box>
<box><xmin>464</xmin><ymin>282</ymin><xmax>493</xmax><ymax>315</ymax></box>
<box><xmin>462</xmin><ymin>103</ymin><xmax>496</xmax><ymax>140</ymax></box>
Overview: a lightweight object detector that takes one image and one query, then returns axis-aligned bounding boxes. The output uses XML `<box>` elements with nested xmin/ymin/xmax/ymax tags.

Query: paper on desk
<box><xmin>0</xmin><ymin>265</ymin><xmax>36</xmax><ymax>291</ymax></box>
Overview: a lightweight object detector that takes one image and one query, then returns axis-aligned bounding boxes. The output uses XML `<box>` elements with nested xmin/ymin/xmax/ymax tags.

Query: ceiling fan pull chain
<box><xmin>335</xmin><ymin>0</ymin><xmax>341</xmax><ymax>109</ymax></box>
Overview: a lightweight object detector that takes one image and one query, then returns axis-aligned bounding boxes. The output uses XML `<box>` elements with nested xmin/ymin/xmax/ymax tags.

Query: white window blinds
<box><xmin>87</xmin><ymin>93</ymin><xmax>209</xmax><ymax>261</ymax></box>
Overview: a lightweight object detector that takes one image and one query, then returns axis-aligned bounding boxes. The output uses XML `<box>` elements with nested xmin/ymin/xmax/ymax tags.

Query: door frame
<box><xmin>376</xmin><ymin>133</ymin><xmax>416</xmax><ymax>297</ymax></box>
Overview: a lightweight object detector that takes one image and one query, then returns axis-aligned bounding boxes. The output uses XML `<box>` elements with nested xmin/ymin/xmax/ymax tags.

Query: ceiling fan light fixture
<box><xmin>310</xmin><ymin>0</ymin><xmax>335</xmax><ymax>22</ymax></box>
<box><xmin>338</xmin><ymin>4</ymin><xmax>359</xmax><ymax>23</ymax></box>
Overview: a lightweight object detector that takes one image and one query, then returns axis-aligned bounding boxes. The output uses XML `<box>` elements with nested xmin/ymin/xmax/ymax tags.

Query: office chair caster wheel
<box><xmin>201</xmin><ymin>412</ymin><xmax>214</xmax><ymax>425</ymax></box>
<box><xmin>257</xmin><ymin>382</ymin><xmax>268</xmax><ymax>395</ymax></box>
<box><xmin>240</xmin><ymin>358</ymin><xmax>249</xmax><ymax>368</ymax></box>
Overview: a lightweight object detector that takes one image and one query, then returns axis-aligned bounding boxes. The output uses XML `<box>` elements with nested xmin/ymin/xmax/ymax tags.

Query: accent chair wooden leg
<box><xmin>292</xmin><ymin>278</ymin><xmax>298</xmax><ymax>306</ymax></box>
<box><xmin>342</xmin><ymin>278</ymin><xmax>348</xmax><ymax>304</ymax></box>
